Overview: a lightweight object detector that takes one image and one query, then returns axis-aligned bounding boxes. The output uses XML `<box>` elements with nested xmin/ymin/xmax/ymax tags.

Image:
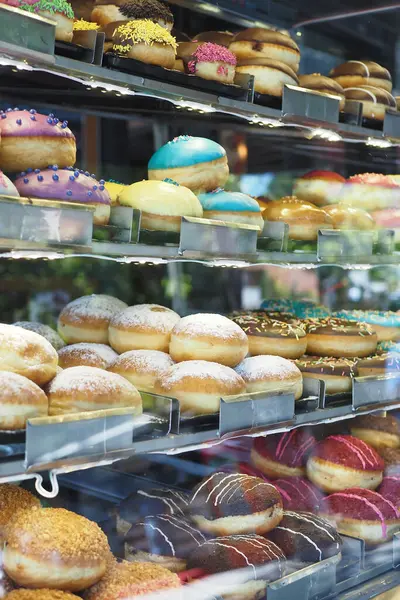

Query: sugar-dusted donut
<box><xmin>295</xmin><ymin>356</ymin><xmax>355</xmax><ymax>394</ymax></box>
<box><xmin>4</xmin><ymin>591</ymin><xmax>80</xmax><ymax>600</ymax></box>
<box><xmin>198</xmin><ymin>189</ymin><xmax>264</xmax><ymax>231</ymax></box>
<box><xmin>14</xmin><ymin>322</ymin><xmax>65</xmax><ymax>351</ymax></box>
<box><xmin>251</xmin><ymin>430</ymin><xmax>316</xmax><ymax>479</ymax></box>
<box><xmin>333</xmin><ymin>309</ymin><xmax>400</xmax><ymax>342</ymax></box>
<box><xmin>307</xmin><ymin>434</ymin><xmax>384</xmax><ymax>492</ymax></box>
<box><xmin>350</xmin><ymin>415</ymin><xmax>400</xmax><ymax>450</ymax></box>
<box><xmin>148</xmin><ymin>136</ymin><xmax>229</xmax><ymax>193</ymax></box>
<box><xmin>108</xmin><ymin>349</ymin><xmax>174</xmax><ymax>392</ymax></box>
<box><xmin>190</xmin><ymin>472</ymin><xmax>283</xmax><ymax>535</ymax></box>
<box><xmin>0</xmin><ymin>108</ymin><xmax>76</xmax><ymax>172</ymax></box>
<box><xmin>0</xmin><ymin>372</ymin><xmax>48</xmax><ymax>430</ymax></box>
<box><xmin>293</xmin><ymin>170</ymin><xmax>345</xmax><ymax>207</ymax></box>
<box><xmin>235</xmin><ymin>355</ymin><xmax>303</xmax><ymax>399</ymax></box>
<box><xmin>305</xmin><ymin>317</ymin><xmax>377</xmax><ymax>358</ymax></box>
<box><xmin>57</xmin><ymin>343</ymin><xmax>118</xmax><ymax>370</ymax></box>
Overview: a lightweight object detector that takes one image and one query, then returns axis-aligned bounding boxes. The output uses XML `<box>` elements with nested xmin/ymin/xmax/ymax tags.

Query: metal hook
<box><xmin>34</xmin><ymin>471</ymin><xmax>59</xmax><ymax>498</ymax></box>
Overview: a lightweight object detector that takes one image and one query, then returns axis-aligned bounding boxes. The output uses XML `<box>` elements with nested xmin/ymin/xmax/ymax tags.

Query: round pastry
<box><xmin>169</xmin><ymin>313</ymin><xmax>248</xmax><ymax>367</ymax></box>
<box><xmin>193</xmin><ymin>31</ymin><xmax>234</xmax><ymax>47</ymax></box>
<box><xmin>109</xmin><ymin>304</ymin><xmax>180</xmax><ymax>354</ymax></box>
<box><xmin>104</xmin><ymin>180</ymin><xmax>126</xmax><ymax>205</ymax></box>
<box><xmin>378</xmin><ymin>447</ymin><xmax>400</xmax><ymax>476</ymax></box>
<box><xmin>355</xmin><ymin>352</ymin><xmax>400</xmax><ymax>377</ymax></box>
<box><xmin>92</xmin><ymin>0</ymin><xmax>173</xmax><ymax>28</ymax></box>
<box><xmin>350</xmin><ymin>415</ymin><xmax>400</xmax><ymax>450</ymax></box>
<box><xmin>117</xmin><ymin>488</ymin><xmax>190</xmax><ymax>532</ymax></box>
<box><xmin>329</xmin><ymin>60</ymin><xmax>392</xmax><ymax>92</ymax></box>
<box><xmin>372</xmin><ymin>207</ymin><xmax>400</xmax><ymax>243</ymax></box>
<box><xmin>293</xmin><ymin>170</ymin><xmax>345</xmax><ymax>207</ymax></box>
<box><xmin>263</xmin><ymin>196</ymin><xmax>332</xmax><ymax>241</ymax></box>
<box><xmin>0</xmin><ymin>109</ymin><xmax>76</xmax><ymax>172</ymax></box>
<box><xmin>307</xmin><ymin>434</ymin><xmax>384</xmax><ymax>492</ymax></box>
<box><xmin>339</xmin><ymin>173</ymin><xmax>400</xmax><ymax>212</ymax></box>
<box><xmin>112</xmin><ymin>20</ymin><xmax>177</xmax><ymax>69</ymax></box>
<box><xmin>14</xmin><ymin>322</ymin><xmax>65</xmax><ymax>351</ymax></box>
<box><xmin>3</xmin><ymin>508</ymin><xmax>112</xmax><ymax>590</ymax></box>
<box><xmin>333</xmin><ymin>310</ymin><xmax>400</xmax><ymax>343</ymax></box>
<box><xmin>187</xmin><ymin>534</ymin><xmax>285</xmax><ymax>599</ymax></box>
<box><xmin>230</xmin><ymin>29</ymin><xmax>300</xmax><ymax>72</ymax></box>
<box><xmin>319</xmin><ymin>487</ymin><xmax>400</xmax><ymax>545</ymax></box>
<box><xmin>108</xmin><ymin>349</ymin><xmax>174</xmax><ymax>392</ymax></box>
<box><xmin>182</xmin><ymin>42</ymin><xmax>237</xmax><ymax>84</ymax></box>
<box><xmin>0</xmin><ymin>323</ymin><xmax>58</xmax><ymax>386</ymax></box>
<box><xmin>154</xmin><ymin>360</ymin><xmax>246</xmax><ymax>415</ymax></box>
<box><xmin>14</xmin><ymin>167</ymin><xmax>111</xmax><ymax>226</ymax></box>
<box><xmin>231</xmin><ymin>314</ymin><xmax>307</xmax><ymax>359</ymax></box>
<box><xmin>251</xmin><ymin>430</ymin><xmax>316</xmax><ymax>479</ymax></box>
<box><xmin>344</xmin><ymin>86</ymin><xmax>396</xmax><ymax>121</ymax></box>
<box><xmin>378</xmin><ymin>476</ymin><xmax>400</xmax><ymax>509</ymax></box>
<box><xmin>0</xmin><ymin>484</ymin><xmax>40</xmax><ymax>540</ymax></box>
<box><xmin>4</xmin><ymin>592</ymin><xmax>81</xmax><ymax>600</ymax></box>
<box><xmin>298</xmin><ymin>74</ymin><xmax>345</xmax><ymax>110</ymax></box>
<box><xmin>0</xmin><ymin>170</ymin><xmax>19</xmax><ymax>197</ymax></box>
<box><xmin>57</xmin><ymin>343</ymin><xmax>118</xmax><ymax>369</ymax></box>
<box><xmin>83</xmin><ymin>560</ymin><xmax>180</xmax><ymax>600</ymax></box>
<box><xmin>125</xmin><ymin>514</ymin><xmax>206</xmax><ymax>572</ymax></box>
<box><xmin>47</xmin><ymin>366</ymin><xmax>143</xmax><ymax>416</ymax></box>
<box><xmin>295</xmin><ymin>356</ymin><xmax>355</xmax><ymax>394</ymax></box>
<box><xmin>19</xmin><ymin>0</ymin><xmax>74</xmax><ymax>42</ymax></box>
<box><xmin>273</xmin><ymin>476</ymin><xmax>323</xmax><ymax>512</ymax></box>
<box><xmin>322</xmin><ymin>205</ymin><xmax>375</xmax><ymax>230</ymax></box>
<box><xmin>148</xmin><ymin>135</ymin><xmax>229</xmax><ymax>193</ymax></box>
<box><xmin>378</xmin><ymin>341</ymin><xmax>400</xmax><ymax>354</ymax></box>
<box><xmin>118</xmin><ymin>180</ymin><xmax>203</xmax><ymax>232</ymax></box>
<box><xmin>0</xmin><ymin>372</ymin><xmax>48</xmax><ymax>430</ymax></box>
<box><xmin>305</xmin><ymin>317</ymin><xmax>377</xmax><ymax>358</ymax></box>
<box><xmin>268</xmin><ymin>511</ymin><xmax>342</xmax><ymax>562</ymax></box>
<box><xmin>236</xmin><ymin>58</ymin><xmax>299</xmax><ymax>96</ymax></box>
<box><xmin>235</xmin><ymin>355</ymin><xmax>303</xmax><ymax>400</ymax></box>
<box><xmin>58</xmin><ymin>294</ymin><xmax>128</xmax><ymax>345</ymax></box>
<box><xmin>198</xmin><ymin>189</ymin><xmax>264</xmax><ymax>231</ymax></box>
<box><xmin>190</xmin><ymin>472</ymin><xmax>283</xmax><ymax>535</ymax></box>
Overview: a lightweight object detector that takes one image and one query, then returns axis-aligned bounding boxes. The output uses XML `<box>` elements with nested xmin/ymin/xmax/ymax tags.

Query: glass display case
<box><xmin>0</xmin><ymin>1</ymin><xmax>399</xmax><ymax>599</ymax></box>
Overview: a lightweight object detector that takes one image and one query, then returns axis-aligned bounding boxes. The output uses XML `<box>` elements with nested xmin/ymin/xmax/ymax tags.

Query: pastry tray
<box><xmin>103</xmin><ymin>53</ymin><xmax>249</xmax><ymax>100</ymax></box>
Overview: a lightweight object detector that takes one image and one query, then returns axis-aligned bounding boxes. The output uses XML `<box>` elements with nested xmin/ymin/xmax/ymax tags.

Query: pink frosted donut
<box><xmin>14</xmin><ymin>167</ymin><xmax>111</xmax><ymax>225</ymax></box>
<box><xmin>186</xmin><ymin>42</ymin><xmax>237</xmax><ymax>84</ymax></box>
<box><xmin>0</xmin><ymin>108</ymin><xmax>76</xmax><ymax>172</ymax></box>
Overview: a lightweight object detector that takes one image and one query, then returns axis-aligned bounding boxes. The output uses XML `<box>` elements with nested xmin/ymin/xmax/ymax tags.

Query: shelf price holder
<box><xmin>352</xmin><ymin>374</ymin><xmax>400</xmax><ymax>411</ymax></box>
<box><xmin>219</xmin><ymin>390</ymin><xmax>295</xmax><ymax>437</ymax></box>
<box><xmin>0</xmin><ymin>5</ymin><xmax>55</xmax><ymax>62</ymax></box>
<box><xmin>259</xmin><ymin>220</ymin><xmax>289</xmax><ymax>252</ymax></box>
<box><xmin>282</xmin><ymin>84</ymin><xmax>340</xmax><ymax>124</ymax></box>
<box><xmin>93</xmin><ymin>206</ymin><xmax>141</xmax><ymax>244</ymax></box>
<box><xmin>384</xmin><ymin>109</ymin><xmax>400</xmax><ymax>139</ymax></box>
<box><xmin>317</xmin><ymin>229</ymin><xmax>374</xmax><ymax>261</ymax></box>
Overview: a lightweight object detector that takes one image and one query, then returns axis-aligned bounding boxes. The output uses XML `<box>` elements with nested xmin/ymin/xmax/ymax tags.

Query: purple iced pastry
<box><xmin>0</xmin><ymin>108</ymin><xmax>76</xmax><ymax>172</ymax></box>
<box><xmin>14</xmin><ymin>166</ymin><xmax>111</xmax><ymax>225</ymax></box>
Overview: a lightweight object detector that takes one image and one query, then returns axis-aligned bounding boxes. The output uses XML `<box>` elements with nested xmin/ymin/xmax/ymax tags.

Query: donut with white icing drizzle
<box><xmin>329</xmin><ymin>60</ymin><xmax>392</xmax><ymax>92</ymax></box>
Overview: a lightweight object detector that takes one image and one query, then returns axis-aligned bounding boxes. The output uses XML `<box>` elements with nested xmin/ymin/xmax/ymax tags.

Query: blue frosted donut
<box><xmin>333</xmin><ymin>310</ymin><xmax>400</xmax><ymax>328</ymax></box>
<box><xmin>260</xmin><ymin>299</ymin><xmax>330</xmax><ymax>319</ymax></box>
<box><xmin>198</xmin><ymin>189</ymin><xmax>261</xmax><ymax>212</ymax></box>
<box><xmin>148</xmin><ymin>136</ymin><xmax>229</xmax><ymax>193</ymax></box>
<box><xmin>378</xmin><ymin>341</ymin><xmax>400</xmax><ymax>354</ymax></box>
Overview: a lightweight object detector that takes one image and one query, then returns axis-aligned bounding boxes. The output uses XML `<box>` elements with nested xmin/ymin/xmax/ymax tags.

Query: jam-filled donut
<box><xmin>329</xmin><ymin>60</ymin><xmax>392</xmax><ymax>92</ymax></box>
<box><xmin>251</xmin><ymin>430</ymin><xmax>316</xmax><ymax>479</ymax></box>
<box><xmin>190</xmin><ymin>472</ymin><xmax>283</xmax><ymax>535</ymax></box>
<box><xmin>273</xmin><ymin>477</ymin><xmax>323</xmax><ymax>512</ymax></box>
<box><xmin>231</xmin><ymin>314</ymin><xmax>306</xmax><ymax>359</ymax></box>
<box><xmin>14</xmin><ymin>322</ymin><xmax>65</xmax><ymax>351</ymax></box>
<box><xmin>379</xmin><ymin>476</ymin><xmax>400</xmax><ymax>509</ymax></box>
<box><xmin>305</xmin><ymin>317</ymin><xmax>377</xmax><ymax>358</ymax></box>
<box><xmin>125</xmin><ymin>514</ymin><xmax>206</xmax><ymax>572</ymax></box>
<box><xmin>235</xmin><ymin>355</ymin><xmax>303</xmax><ymax>399</ymax></box>
<box><xmin>350</xmin><ymin>415</ymin><xmax>400</xmax><ymax>450</ymax></box>
<box><xmin>319</xmin><ymin>487</ymin><xmax>400</xmax><ymax>545</ymax></box>
<box><xmin>268</xmin><ymin>511</ymin><xmax>342</xmax><ymax>562</ymax></box>
<box><xmin>0</xmin><ymin>108</ymin><xmax>76</xmax><ymax>172</ymax></box>
<box><xmin>355</xmin><ymin>352</ymin><xmax>400</xmax><ymax>377</ymax></box>
<box><xmin>230</xmin><ymin>28</ymin><xmax>300</xmax><ymax>72</ymax></box>
<box><xmin>307</xmin><ymin>434</ymin><xmax>384</xmax><ymax>492</ymax></box>
<box><xmin>295</xmin><ymin>356</ymin><xmax>355</xmax><ymax>394</ymax></box>
<box><xmin>293</xmin><ymin>170</ymin><xmax>345</xmax><ymax>207</ymax></box>
<box><xmin>333</xmin><ymin>310</ymin><xmax>400</xmax><ymax>342</ymax></box>
<box><xmin>148</xmin><ymin>135</ymin><xmax>229</xmax><ymax>193</ymax></box>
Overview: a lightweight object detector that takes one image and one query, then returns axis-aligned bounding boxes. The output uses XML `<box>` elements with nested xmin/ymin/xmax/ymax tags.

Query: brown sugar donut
<box><xmin>305</xmin><ymin>317</ymin><xmax>377</xmax><ymax>358</ymax></box>
<box><xmin>47</xmin><ymin>366</ymin><xmax>142</xmax><ymax>416</ymax></box>
<box><xmin>3</xmin><ymin>508</ymin><xmax>112</xmax><ymax>591</ymax></box>
<box><xmin>0</xmin><ymin>372</ymin><xmax>48</xmax><ymax>430</ymax></box>
<box><xmin>58</xmin><ymin>295</ymin><xmax>128</xmax><ymax>345</ymax></box>
<box><xmin>169</xmin><ymin>313</ymin><xmax>248</xmax><ymax>367</ymax></box>
<box><xmin>235</xmin><ymin>355</ymin><xmax>303</xmax><ymax>400</ymax></box>
<box><xmin>190</xmin><ymin>472</ymin><xmax>283</xmax><ymax>535</ymax></box>
<box><xmin>294</xmin><ymin>356</ymin><xmax>355</xmax><ymax>394</ymax></box>
<box><xmin>230</xmin><ymin>28</ymin><xmax>300</xmax><ymax>72</ymax></box>
<box><xmin>108</xmin><ymin>349</ymin><xmax>174</xmax><ymax>393</ymax></box>
<box><xmin>154</xmin><ymin>360</ymin><xmax>246</xmax><ymax>416</ymax></box>
<box><xmin>0</xmin><ymin>324</ymin><xmax>58</xmax><ymax>386</ymax></box>
<box><xmin>109</xmin><ymin>304</ymin><xmax>180</xmax><ymax>354</ymax></box>
<box><xmin>350</xmin><ymin>415</ymin><xmax>400</xmax><ymax>450</ymax></box>
<box><xmin>5</xmin><ymin>592</ymin><xmax>80</xmax><ymax>600</ymax></box>
<box><xmin>83</xmin><ymin>561</ymin><xmax>181</xmax><ymax>600</ymax></box>
<box><xmin>57</xmin><ymin>343</ymin><xmax>118</xmax><ymax>370</ymax></box>
<box><xmin>0</xmin><ymin>484</ymin><xmax>40</xmax><ymax>540</ymax></box>
<box><xmin>307</xmin><ymin>434</ymin><xmax>384</xmax><ymax>492</ymax></box>
<box><xmin>329</xmin><ymin>60</ymin><xmax>392</xmax><ymax>92</ymax></box>
<box><xmin>263</xmin><ymin>197</ymin><xmax>332</xmax><ymax>241</ymax></box>
<box><xmin>236</xmin><ymin>58</ymin><xmax>299</xmax><ymax>96</ymax></box>
<box><xmin>251</xmin><ymin>430</ymin><xmax>316</xmax><ymax>479</ymax></box>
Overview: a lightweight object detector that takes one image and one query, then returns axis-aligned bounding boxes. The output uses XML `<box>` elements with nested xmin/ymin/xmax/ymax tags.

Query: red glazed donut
<box><xmin>379</xmin><ymin>476</ymin><xmax>400</xmax><ymax>510</ymax></box>
<box><xmin>251</xmin><ymin>430</ymin><xmax>316</xmax><ymax>479</ymax></box>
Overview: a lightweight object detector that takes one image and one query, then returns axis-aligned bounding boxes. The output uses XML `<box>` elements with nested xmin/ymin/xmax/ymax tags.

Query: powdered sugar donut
<box><xmin>235</xmin><ymin>355</ymin><xmax>303</xmax><ymax>399</ymax></box>
<box><xmin>109</xmin><ymin>304</ymin><xmax>180</xmax><ymax>354</ymax></box>
<box><xmin>58</xmin><ymin>343</ymin><xmax>118</xmax><ymax>370</ymax></box>
<box><xmin>58</xmin><ymin>294</ymin><xmax>128</xmax><ymax>345</ymax></box>
<box><xmin>190</xmin><ymin>472</ymin><xmax>283</xmax><ymax>535</ymax></box>
<box><xmin>169</xmin><ymin>313</ymin><xmax>248</xmax><ymax>367</ymax></box>
<box><xmin>47</xmin><ymin>366</ymin><xmax>142</xmax><ymax>416</ymax></box>
<box><xmin>108</xmin><ymin>349</ymin><xmax>174</xmax><ymax>392</ymax></box>
<box><xmin>307</xmin><ymin>434</ymin><xmax>384</xmax><ymax>492</ymax></box>
<box><xmin>251</xmin><ymin>430</ymin><xmax>316</xmax><ymax>478</ymax></box>
<box><xmin>154</xmin><ymin>360</ymin><xmax>246</xmax><ymax>415</ymax></box>
<box><xmin>0</xmin><ymin>372</ymin><xmax>48</xmax><ymax>430</ymax></box>
<box><xmin>14</xmin><ymin>321</ymin><xmax>65</xmax><ymax>351</ymax></box>
<box><xmin>0</xmin><ymin>170</ymin><xmax>19</xmax><ymax>197</ymax></box>
<box><xmin>319</xmin><ymin>487</ymin><xmax>400</xmax><ymax>545</ymax></box>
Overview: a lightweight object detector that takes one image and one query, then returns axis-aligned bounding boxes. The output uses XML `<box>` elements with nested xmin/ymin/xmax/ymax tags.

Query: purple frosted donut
<box><xmin>0</xmin><ymin>108</ymin><xmax>76</xmax><ymax>172</ymax></box>
<box><xmin>14</xmin><ymin>166</ymin><xmax>111</xmax><ymax>225</ymax></box>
